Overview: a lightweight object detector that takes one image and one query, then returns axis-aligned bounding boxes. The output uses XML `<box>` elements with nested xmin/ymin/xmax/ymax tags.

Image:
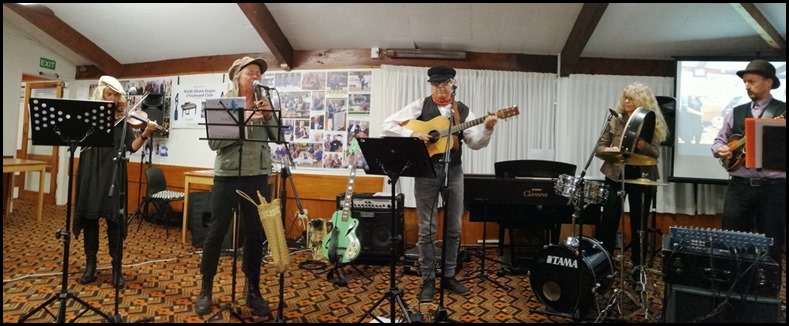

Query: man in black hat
<box><xmin>711</xmin><ymin>59</ymin><xmax>786</xmax><ymax>283</ymax></box>
<box><xmin>381</xmin><ymin>66</ymin><xmax>498</xmax><ymax>303</ymax></box>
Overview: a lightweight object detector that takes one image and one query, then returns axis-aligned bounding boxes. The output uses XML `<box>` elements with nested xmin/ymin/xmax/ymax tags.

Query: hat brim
<box><xmin>99</xmin><ymin>76</ymin><xmax>125</xmax><ymax>95</ymax></box>
<box><xmin>229</xmin><ymin>57</ymin><xmax>268</xmax><ymax>80</ymax></box>
<box><xmin>737</xmin><ymin>69</ymin><xmax>781</xmax><ymax>89</ymax></box>
<box><xmin>428</xmin><ymin>74</ymin><xmax>453</xmax><ymax>83</ymax></box>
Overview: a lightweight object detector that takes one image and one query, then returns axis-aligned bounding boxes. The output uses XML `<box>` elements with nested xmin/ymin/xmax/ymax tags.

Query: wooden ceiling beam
<box><xmin>4</xmin><ymin>3</ymin><xmax>123</xmax><ymax>76</ymax></box>
<box><xmin>74</xmin><ymin>49</ymin><xmax>672</xmax><ymax>80</ymax></box>
<box><xmin>560</xmin><ymin>3</ymin><xmax>609</xmax><ymax>77</ymax></box>
<box><xmin>237</xmin><ymin>3</ymin><xmax>294</xmax><ymax>71</ymax></box>
<box><xmin>731</xmin><ymin>3</ymin><xmax>786</xmax><ymax>59</ymax></box>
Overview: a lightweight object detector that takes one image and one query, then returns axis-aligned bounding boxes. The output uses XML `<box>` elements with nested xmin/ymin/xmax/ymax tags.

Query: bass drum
<box><xmin>530</xmin><ymin>237</ymin><xmax>613</xmax><ymax>317</ymax></box>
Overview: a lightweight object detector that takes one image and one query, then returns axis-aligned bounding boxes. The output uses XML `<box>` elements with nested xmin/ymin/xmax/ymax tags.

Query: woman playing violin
<box><xmin>73</xmin><ymin>75</ymin><xmax>158</xmax><ymax>289</ymax></box>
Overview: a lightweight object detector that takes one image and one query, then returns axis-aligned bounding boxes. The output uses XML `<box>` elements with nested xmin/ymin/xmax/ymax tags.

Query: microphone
<box><xmin>252</xmin><ymin>80</ymin><xmax>275</xmax><ymax>91</ymax></box>
<box><xmin>608</xmin><ymin>108</ymin><xmax>623</xmax><ymax>121</ymax></box>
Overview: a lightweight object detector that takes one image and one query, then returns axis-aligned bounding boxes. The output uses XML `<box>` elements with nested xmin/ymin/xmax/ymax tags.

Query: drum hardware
<box><xmin>600</xmin><ymin>169</ymin><xmax>667</xmax><ymax>322</ymax></box>
<box><xmin>529</xmin><ymin>168</ymin><xmax>617</xmax><ymax>320</ymax></box>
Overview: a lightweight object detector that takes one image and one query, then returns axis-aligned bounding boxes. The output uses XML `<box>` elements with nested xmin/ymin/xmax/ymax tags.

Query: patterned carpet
<box><xmin>3</xmin><ymin>199</ymin><xmax>786</xmax><ymax>323</ymax></box>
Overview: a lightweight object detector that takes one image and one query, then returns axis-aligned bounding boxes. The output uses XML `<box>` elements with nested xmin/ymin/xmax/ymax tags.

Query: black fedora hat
<box><xmin>736</xmin><ymin>60</ymin><xmax>780</xmax><ymax>89</ymax></box>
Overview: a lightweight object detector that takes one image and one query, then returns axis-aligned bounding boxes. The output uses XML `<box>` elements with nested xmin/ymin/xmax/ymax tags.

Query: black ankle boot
<box><xmin>246</xmin><ymin>283</ymin><xmax>270</xmax><ymax>316</ymax></box>
<box><xmin>112</xmin><ymin>260</ymin><xmax>125</xmax><ymax>289</ymax></box>
<box><xmin>112</xmin><ymin>268</ymin><xmax>125</xmax><ymax>289</ymax></box>
<box><xmin>78</xmin><ymin>257</ymin><xmax>97</xmax><ymax>284</ymax></box>
<box><xmin>195</xmin><ymin>283</ymin><xmax>213</xmax><ymax>315</ymax></box>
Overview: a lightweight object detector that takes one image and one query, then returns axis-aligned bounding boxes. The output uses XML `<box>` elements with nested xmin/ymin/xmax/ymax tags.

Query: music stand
<box><xmin>460</xmin><ymin>175</ymin><xmax>510</xmax><ymax>290</ymax></box>
<box><xmin>356</xmin><ymin>137</ymin><xmax>434</xmax><ymax>323</ymax></box>
<box><xmin>201</xmin><ymin>95</ymin><xmax>287</xmax><ymax>322</ymax></box>
<box><xmin>199</xmin><ymin>97</ymin><xmax>250</xmax><ymax>323</ymax></box>
<box><xmin>20</xmin><ymin>98</ymin><xmax>114</xmax><ymax>323</ymax></box>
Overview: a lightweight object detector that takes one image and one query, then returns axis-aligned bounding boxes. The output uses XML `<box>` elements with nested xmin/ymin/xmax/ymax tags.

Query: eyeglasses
<box><xmin>429</xmin><ymin>80</ymin><xmax>452</xmax><ymax>87</ymax></box>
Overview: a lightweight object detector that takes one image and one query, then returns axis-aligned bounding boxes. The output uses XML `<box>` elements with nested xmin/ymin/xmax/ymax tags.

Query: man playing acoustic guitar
<box><xmin>381</xmin><ymin>66</ymin><xmax>500</xmax><ymax>303</ymax></box>
<box><xmin>711</xmin><ymin>59</ymin><xmax>786</xmax><ymax>284</ymax></box>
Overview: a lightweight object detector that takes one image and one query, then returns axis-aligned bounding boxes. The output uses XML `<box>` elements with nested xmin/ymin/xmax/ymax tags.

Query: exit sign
<box><xmin>39</xmin><ymin>58</ymin><xmax>56</xmax><ymax>70</ymax></box>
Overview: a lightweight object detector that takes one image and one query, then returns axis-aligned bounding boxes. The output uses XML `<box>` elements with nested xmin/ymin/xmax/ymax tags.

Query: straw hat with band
<box><xmin>228</xmin><ymin>57</ymin><xmax>268</xmax><ymax>80</ymax></box>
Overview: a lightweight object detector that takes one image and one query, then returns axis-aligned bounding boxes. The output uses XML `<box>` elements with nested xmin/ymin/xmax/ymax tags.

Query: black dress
<box><xmin>73</xmin><ymin>123</ymin><xmax>135</xmax><ymax>239</ymax></box>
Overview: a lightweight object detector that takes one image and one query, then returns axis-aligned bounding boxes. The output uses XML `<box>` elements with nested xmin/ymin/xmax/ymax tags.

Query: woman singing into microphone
<box><xmin>194</xmin><ymin>57</ymin><xmax>282</xmax><ymax>316</ymax></box>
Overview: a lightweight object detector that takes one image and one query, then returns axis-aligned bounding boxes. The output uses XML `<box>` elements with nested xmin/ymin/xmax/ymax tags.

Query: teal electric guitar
<box><xmin>322</xmin><ymin>140</ymin><xmax>362</xmax><ymax>264</ymax></box>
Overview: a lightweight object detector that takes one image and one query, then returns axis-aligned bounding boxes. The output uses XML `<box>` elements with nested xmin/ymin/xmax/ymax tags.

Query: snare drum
<box><xmin>530</xmin><ymin>237</ymin><xmax>613</xmax><ymax>317</ymax></box>
<box><xmin>554</xmin><ymin>174</ymin><xmax>578</xmax><ymax>198</ymax></box>
<box><xmin>554</xmin><ymin>174</ymin><xmax>609</xmax><ymax>205</ymax></box>
<box><xmin>582</xmin><ymin>180</ymin><xmax>608</xmax><ymax>204</ymax></box>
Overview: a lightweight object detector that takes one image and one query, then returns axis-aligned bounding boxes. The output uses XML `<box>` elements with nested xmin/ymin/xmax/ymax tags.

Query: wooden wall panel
<box><xmin>121</xmin><ymin>163</ymin><xmax>724</xmax><ymax>248</ymax></box>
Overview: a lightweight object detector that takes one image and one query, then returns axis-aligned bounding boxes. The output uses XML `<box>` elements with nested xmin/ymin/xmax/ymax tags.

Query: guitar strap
<box><xmin>758</xmin><ymin>103</ymin><xmax>777</xmax><ymax>119</ymax></box>
<box><xmin>451</xmin><ymin>101</ymin><xmax>461</xmax><ymax>151</ymax></box>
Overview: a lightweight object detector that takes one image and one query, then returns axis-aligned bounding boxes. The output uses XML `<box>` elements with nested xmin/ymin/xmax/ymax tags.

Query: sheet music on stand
<box><xmin>358</xmin><ymin>137</ymin><xmax>435</xmax><ymax>179</ymax></box>
<box><xmin>29</xmin><ymin>98</ymin><xmax>115</xmax><ymax>147</ymax></box>
<box><xmin>201</xmin><ymin>97</ymin><xmax>246</xmax><ymax>140</ymax></box>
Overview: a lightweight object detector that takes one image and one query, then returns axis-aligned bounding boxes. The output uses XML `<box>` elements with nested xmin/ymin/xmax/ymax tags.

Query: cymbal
<box><xmin>624</xmin><ymin>178</ymin><xmax>668</xmax><ymax>186</ymax></box>
<box><xmin>596</xmin><ymin>151</ymin><xmax>657</xmax><ymax>166</ymax></box>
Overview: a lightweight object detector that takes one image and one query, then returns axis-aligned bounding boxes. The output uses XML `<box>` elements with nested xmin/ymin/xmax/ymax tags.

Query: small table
<box><xmin>3</xmin><ymin>158</ymin><xmax>47</xmax><ymax>221</ymax></box>
<box><xmin>182</xmin><ymin>170</ymin><xmax>215</xmax><ymax>244</ymax></box>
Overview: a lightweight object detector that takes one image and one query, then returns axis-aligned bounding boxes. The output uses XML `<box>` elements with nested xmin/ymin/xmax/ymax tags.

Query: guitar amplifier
<box><xmin>335</xmin><ymin>193</ymin><xmax>405</xmax><ymax>265</ymax></box>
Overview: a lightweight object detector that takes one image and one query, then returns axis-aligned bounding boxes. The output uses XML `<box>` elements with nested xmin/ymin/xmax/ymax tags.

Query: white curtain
<box><xmin>369</xmin><ymin>65</ymin><xmax>722</xmax><ymax>214</ymax></box>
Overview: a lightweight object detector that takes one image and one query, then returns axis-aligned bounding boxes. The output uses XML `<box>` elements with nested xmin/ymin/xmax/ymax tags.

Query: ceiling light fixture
<box><xmin>384</xmin><ymin>48</ymin><xmax>467</xmax><ymax>60</ymax></box>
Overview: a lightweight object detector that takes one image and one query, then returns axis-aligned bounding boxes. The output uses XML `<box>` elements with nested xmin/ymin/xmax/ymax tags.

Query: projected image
<box><xmin>672</xmin><ymin>59</ymin><xmax>786</xmax><ymax>183</ymax></box>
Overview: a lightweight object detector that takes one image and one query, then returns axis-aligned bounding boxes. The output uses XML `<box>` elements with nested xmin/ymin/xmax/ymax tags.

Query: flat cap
<box><xmin>427</xmin><ymin>66</ymin><xmax>456</xmax><ymax>83</ymax></box>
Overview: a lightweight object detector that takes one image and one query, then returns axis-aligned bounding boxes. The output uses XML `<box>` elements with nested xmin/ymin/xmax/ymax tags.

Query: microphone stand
<box><xmin>596</xmin><ymin>113</ymin><xmax>640</xmax><ymax>322</ymax></box>
<box><xmin>264</xmin><ymin>86</ymin><xmax>289</xmax><ymax>323</ymax></box>
<box><xmin>107</xmin><ymin>113</ymin><xmax>153</xmax><ymax>323</ymax></box>
<box><xmin>434</xmin><ymin>89</ymin><xmax>458</xmax><ymax>323</ymax></box>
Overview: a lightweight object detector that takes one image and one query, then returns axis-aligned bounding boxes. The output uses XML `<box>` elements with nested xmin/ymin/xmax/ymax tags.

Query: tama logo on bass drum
<box><xmin>546</xmin><ymin>255</ymin><xmax>577</xmax><ymax>268</ymax></box>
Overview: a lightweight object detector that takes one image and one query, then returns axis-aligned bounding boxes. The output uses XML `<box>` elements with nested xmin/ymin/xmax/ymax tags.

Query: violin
<box><xmin>115</xmin><ymin>93</ymin><xmax>169</xmax><ymax>136</ymax></box>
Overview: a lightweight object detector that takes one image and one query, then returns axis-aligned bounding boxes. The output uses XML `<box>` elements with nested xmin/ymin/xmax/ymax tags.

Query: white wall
<box><xmin>3</xmin><ymin>19</ymin><xmax>77</xmax><ymax>156</ymax></box>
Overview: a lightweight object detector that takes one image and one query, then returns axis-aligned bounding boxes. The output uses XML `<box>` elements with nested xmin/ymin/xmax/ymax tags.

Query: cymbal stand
<box><xmin>624</xmin><ymin>184</ymin><xmax>655</xmax><ymax>321</ymax></box>
<box><xmin>597</xmin><ymin>154</ymin><xmax>640</xmax><ymax>321</ymax></box>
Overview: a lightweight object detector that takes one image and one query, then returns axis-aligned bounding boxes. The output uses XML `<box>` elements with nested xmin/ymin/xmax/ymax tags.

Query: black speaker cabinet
<box><xmin>663</xmin><ymin>284</ymin><xmax>780</xmax><ymax>323</ymax></box>
<box><xmin>336</xmin><ymin>193</ymin><xmax>405</xmax><ymax>265</ymax></box>
<box><xmin>188</xmin><ymin>191</ymin><xmax>241</xmax><ymax>250</ymax></box>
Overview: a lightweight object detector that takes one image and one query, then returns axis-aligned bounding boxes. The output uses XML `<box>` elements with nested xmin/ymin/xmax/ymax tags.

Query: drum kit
<box><xmin>529</xmin><ymin>108</ymin><xmax>666</xmax><ymax>322</ymax></box>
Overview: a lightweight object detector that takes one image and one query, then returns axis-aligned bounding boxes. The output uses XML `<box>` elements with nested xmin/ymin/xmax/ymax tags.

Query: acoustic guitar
<box><xmin>322</xmin><ymin>139</ymin><xmax>362</xmax><ymax>264</ymax></box>
<box><xmin>402</xmin><ymin>106</ymin><xmax>519</xmax><ymax>157</ymax></box>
